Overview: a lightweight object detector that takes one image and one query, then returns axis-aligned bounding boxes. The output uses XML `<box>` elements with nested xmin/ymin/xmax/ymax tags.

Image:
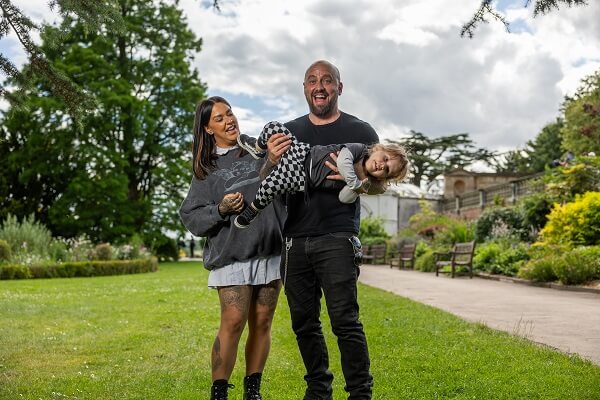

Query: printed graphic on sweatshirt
<box><xmin>214</xmin><ymin>159</ymin><xmax>263</xmax><ymax>191</ymax></box>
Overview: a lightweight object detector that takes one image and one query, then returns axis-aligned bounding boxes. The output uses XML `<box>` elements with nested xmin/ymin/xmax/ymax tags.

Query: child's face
<box><xmin>365</xmin><ymin>150</ymin><xmax>403</xmax><ymax>180</ymax></box>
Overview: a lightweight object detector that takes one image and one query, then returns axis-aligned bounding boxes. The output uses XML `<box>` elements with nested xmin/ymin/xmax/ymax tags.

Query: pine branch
<box><xmin>461</xmin><ymin>0</ymin><xmax>510</xmax><ymax>39</ymax></box>
<box><xmin>0</xmin><ymin>0</ymin><xmax>123</xmax><ymax>121</ymax></box>
<box><xmin>532</xmin><ymin>0</ymin><xmax>588</xmax><ymax>16</ymax></box>
<box><xmin>462</xmin><ymin>0</ymin><xmax>588</xmax><ymax>38</ymax></box>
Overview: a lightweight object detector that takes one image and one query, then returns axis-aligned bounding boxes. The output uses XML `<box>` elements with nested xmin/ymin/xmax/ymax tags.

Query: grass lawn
<box><xmin>1</xmin><ymin>261</ymin><xmax>599</xmax><ymax>399</ymax></box>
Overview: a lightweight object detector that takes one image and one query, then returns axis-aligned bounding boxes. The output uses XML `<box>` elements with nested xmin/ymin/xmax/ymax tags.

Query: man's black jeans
<box><xmin>281</xmin><ymin>232</ymin><xmax>373</xmax><ymax>400</ymax></box>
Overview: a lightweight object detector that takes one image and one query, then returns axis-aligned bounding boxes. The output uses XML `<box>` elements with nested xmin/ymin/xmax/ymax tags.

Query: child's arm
<box><xmin>337</xmin><ymin>147</ymin><xmax>365</xmax><ymax>190</ymax></box>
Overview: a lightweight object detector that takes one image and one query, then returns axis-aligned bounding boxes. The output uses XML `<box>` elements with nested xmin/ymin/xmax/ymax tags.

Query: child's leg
<box><xmin>257</xmin><ymin>121</ymin><xmax>295</xmax><ymax>150</ymax></box>
<box><xmin>234</xmin><ymin>140</ymin><xmax>309</xmax><ymax>229</ymax></box>
<box><xmin>253</xmin><ymin>160</ymin><xmax>306</xmax><ymax>209</ymax></box>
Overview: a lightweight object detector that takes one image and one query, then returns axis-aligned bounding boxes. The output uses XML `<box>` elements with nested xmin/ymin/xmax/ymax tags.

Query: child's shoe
<box><xmin>234</xmin><ymin>204</ymin><xmax>261</xmax><ymax>228</ymax></box>
<box><xmin>237</xmin><ymin>134</ymin><xmax>266</xmax><ymax>160</ymax></box>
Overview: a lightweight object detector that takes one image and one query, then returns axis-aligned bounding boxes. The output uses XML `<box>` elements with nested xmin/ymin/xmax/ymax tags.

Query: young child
<box><xmin>234</xmin><ymin>121</ymin><xmax>409</xmax><ymax>228</ymax></box>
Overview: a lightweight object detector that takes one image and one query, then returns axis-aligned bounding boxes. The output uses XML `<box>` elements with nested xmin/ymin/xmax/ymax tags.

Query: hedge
<box><xmin>0</xmin><ymin>257</ymin><xmax>158</xmax><ymax>280</ymax></box>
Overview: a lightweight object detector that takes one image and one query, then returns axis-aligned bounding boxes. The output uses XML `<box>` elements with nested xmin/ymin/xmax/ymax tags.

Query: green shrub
<box><xmin>48</xmin><ymin>239</ymin><xmax>70</xmax><ymax>262</ymax></box>
<box><xmin>554</xmin><ymin>246</ymin><xmax>600</xmax><ymax>285</ymax></box>
<box><xmin>1</xmin><ymin>257</ymin><xmax>158</xmax><ymax>280</ymax></box>
<box><xmin>149</xmin><ymin>234</ymin><xmax>179</xmax><ymax>262</ymax></box>
<box><xmin>473</xmin><ymin>241</ymin><xmax>502</xmax><ymax>272</ymax></box>
<box><xmin>432</xmin><ymin>219</ymin><xmax>475</xmax><ymax>248</ymax></box>
<box><xmin>93</xmin><ymin>243</ymin><xmax>113</xmax><ymax>261</ymax></box>
<box><xmin>0</xmin><ymin>239</ymin><xmax>11</xmax><ymax>262</ymax></box>
<box><xmin>67</xmin><ymin>236</ymin><xmax>95</xmax><ymax>261</ymax></box>
<box><xmin>407</xmin><ymin>201</ymin><xmax>475</xmax><ymax>247</ymax></box>
<box><xmin>475</xmin><ymin>207</ymin><xmax>527</xmax><ymax>242</ymax></box>
<box><xmin>518</xmin><ymin>193</ymin><xmax>555</xmax><ymax>232</ymax></box>
<box><xmin>544</xmin><ymin>157</ymin><xmax>600</xmax><ymax>201</ymax></box>
<box><xmin>359</xmin><ymin>217</ymin><xmax>390</xmax><ymax>244</ymax></box>
<box><xmin>518</xmin><ymin>256</ymin><xmax>560</xmax><ymax>282</ymax></box>
<box><xmin>0</xmin><ymin>214</ymin><xmax>52</xmax><ymax>262</ymax></box>
<box><xmin>494</xmin><ymin>243</ymin><xmax>530</xmax><ymax>277</ymax></box>
<box><xmin>415</xmin><ymin>240</ymin><xmax>431</xmax><ymax>258</ymax></box>
<box><xmin>0</xmin><ymin>264</ymin><xmax>31</xmax><ymax>279</ymax></box>
<box><xmin>415</xmin><ymin>249</ymin><xmax>436</xmax><ymax>272</ymax></box>
<box><xmin>473</xmin><ymin>240</ymin><xmax>530</xmax><ymax>276</ymax></box>
<box><xmin>539</xmin><ymin>191</ymin><xmax>600</xmax><ymax>247</ymax></box>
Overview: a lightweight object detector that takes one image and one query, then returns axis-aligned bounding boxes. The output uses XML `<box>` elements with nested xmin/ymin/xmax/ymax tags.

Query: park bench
<box><xmin>389</xmin><ymin>242</ymin><xmax>416</xmax><ymax>269</ymax></box>
<box><xmin>434</xmin><ymin>241</ymin><xmax>476</xmax><ymax>278</ymax></box>
<box><xmin>362</xmin><ymin>244</ymin><xmax>387</xmax><ymax>264</ymax></box>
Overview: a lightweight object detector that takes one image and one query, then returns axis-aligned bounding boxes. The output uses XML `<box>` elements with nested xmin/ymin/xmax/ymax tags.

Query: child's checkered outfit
<box><xmin>254</xmin><ymin>121</ymin><xmax>312</xmax><ymax>208</ymax></box>
<box><xmin>234</xmin><ymin>121</ymin><xmax>369</xmax><ymax>229</ymax></box>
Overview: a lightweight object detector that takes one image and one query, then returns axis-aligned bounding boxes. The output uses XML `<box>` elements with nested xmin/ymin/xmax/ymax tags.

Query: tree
<box><xmin>1</xmin><ymin>0</ymin><xmax>219</xmax><ymax>119</ymax></box>
<box><xmin>0</xmin><ymin>0</ymin><xmax>206</xmax><ymax>244</ymax></box>
<box><xmin>561</xmin><ymin>70</ymin><xmax>600</xmax><ymax>156</ymax></box>
<box><xmin>388</xmin><ymin>131</ymin><xmax>496</xmax><ymax>188</ymax></box>
<box><xmin>0</xmin><ymin>0</ymin><xmax>124</xmax><ymax>118</ymax></box>
<box><xmin>493</xmin><ymin>149</ymin><xmax>531</xmax><ymax>173</ymax></box>
<box><xmin>494</xmin><ymin>119</ymin><xmax>564</xmax><ymax>173</ymax></box>
<box><xmin>462</xmin><ymin>0</ymin><xmax>588</xmax><ymax>38</ymax></box>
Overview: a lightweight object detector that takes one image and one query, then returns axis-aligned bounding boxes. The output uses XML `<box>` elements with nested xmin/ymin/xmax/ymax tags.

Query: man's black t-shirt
<box><xmin>283</xmin><ymin>112</ymin><xmax>379</xmax><ymax>237</ymax></box>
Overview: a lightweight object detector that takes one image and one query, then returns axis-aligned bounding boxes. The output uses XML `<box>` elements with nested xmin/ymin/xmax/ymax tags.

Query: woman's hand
<box><xmin>267</xmin><ymin>133</ymin><xmax>292</xmax><ymax>164</ymax></box>
<box><xmin>218</xmin><ymin>192</ymin><xmax>244</xmax><ymax>216</ymax></box>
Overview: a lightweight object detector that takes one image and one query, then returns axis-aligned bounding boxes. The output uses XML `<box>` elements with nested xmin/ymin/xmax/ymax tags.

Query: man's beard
<box><xmin>308</xmin><ymin>96</ymin><xmax>337</xmax><ymax>118</ymax></box>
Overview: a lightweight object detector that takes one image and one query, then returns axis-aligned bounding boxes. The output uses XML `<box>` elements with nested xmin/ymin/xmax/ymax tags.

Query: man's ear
<box><xmin>338</xmin><ymin>82</ymin><xmax>343</xmax><ymax>95</ymax></box>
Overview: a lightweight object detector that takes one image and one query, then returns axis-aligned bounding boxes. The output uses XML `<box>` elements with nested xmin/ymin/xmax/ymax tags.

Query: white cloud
<box><xmin>177</xmin><ymin>0</ymin><xmax>599</xmax><ymax>152</ymax></box>
<box><xmin>3</xmin><ymin>0</ymin><xmax>598</xmax><ymax>155</ymax></box>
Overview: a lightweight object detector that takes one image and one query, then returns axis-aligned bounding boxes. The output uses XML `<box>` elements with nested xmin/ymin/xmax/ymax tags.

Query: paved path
<box><xmin>358</xmin><ymin>264</ymin><xmax>600</xmax><ymax>365</ymax></box>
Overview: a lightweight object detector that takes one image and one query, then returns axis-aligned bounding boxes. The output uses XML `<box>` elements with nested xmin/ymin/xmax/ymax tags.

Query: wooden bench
<box><xmin>389</xmin><ymin>243</ymin><xmax>416</xmax><ymax>269</ymax></box>
<box><xmin>435</xmin><ymin>241</ymin><xmax>476</xmax><ymax>278</ymax></box>
<box><xmin>362</xmin><ymin>244</ymin><xmax>387</xmax><ymax>264</ymax></box>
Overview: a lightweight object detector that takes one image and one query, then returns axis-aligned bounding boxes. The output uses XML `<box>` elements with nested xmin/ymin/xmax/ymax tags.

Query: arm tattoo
<box><xmin>259</xmin><ymin>158</ymin><xmax>277</xmax><ymax>180</ymax></box>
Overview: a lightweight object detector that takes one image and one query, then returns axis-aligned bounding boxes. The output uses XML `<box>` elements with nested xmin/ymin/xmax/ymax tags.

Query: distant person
<box><xmin>179</xmin><ymin>96</ymin><xmax>286</xmax><ymax>400</ymax></box>
<box><xmin>189</xmin><ymin>237</ymin><xmax>196</xmax><ymax>258</ymax></box>
<box><xmin>234</xmin><ymin>121</ymin><xmax>409</xmax><ymax>228</ymax></box>
<box><xmin>559</xmin><ymin>150</ymin><xmax>575</xmax><ymax>166</ymax></box>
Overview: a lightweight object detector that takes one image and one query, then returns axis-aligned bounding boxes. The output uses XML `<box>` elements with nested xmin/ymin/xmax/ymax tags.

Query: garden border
<box><xmin>476</xmin><ymin>272</ymin><xmax>600</xmax><ymax>294</ymax></box>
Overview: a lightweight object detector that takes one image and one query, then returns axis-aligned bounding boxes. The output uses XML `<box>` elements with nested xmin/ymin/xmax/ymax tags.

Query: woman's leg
<box><xmin>245</xmin><ymin>280</ymin><xmax>282</xmax><ymax>374</ymax></box>
<box><xmin>212</xmin><ymin>285</ymin><xmax>253</xmax><ymax>381</ymax></box>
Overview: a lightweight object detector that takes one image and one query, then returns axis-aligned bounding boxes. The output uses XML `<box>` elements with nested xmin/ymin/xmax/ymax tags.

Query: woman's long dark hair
<box><xmin>192</xmin><ymin>96</ymin><xmax>231</xmax><ymax>180</ymax></box>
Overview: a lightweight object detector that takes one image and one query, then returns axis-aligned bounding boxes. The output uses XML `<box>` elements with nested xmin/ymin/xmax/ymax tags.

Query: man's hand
<box><xmin>218</xmin><ymin>192</ymin><xmax>244</xmax><ymax>216</ymax></box>
<box><xmin>325</xmin><ymin>152</ymin><xmax>344</xmax><ymax>181</ymax></box>
<box><xmin>267</xmin><ymin>133</ymin><xmax>292</xmax><ymax>164</ymax></box>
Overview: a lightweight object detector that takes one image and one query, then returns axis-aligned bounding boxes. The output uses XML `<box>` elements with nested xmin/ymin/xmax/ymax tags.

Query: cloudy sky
<box><xmin>2</xmin><ymin>0</ymin><xmax>600</xmax><ymax>156</ymax></box>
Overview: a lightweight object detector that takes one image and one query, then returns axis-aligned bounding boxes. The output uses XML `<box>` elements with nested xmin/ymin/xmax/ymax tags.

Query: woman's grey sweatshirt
<box><xmin>179</xmin><ymin>149</ymin><xmax>285</xmax><ymax>270</ymax></box>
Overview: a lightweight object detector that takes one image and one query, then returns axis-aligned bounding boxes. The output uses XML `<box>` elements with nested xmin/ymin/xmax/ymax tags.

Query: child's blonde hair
<box><xmin>367</xmin><ymin>142</ymin><xmax>409</xmax><ymax>183</ymax></box>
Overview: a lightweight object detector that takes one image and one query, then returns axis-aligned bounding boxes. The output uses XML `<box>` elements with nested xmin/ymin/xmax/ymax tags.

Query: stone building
<box><xmin>443</xmin><ymin>168</ymin><xmax>528</xmax><ymax>199</ymax></box>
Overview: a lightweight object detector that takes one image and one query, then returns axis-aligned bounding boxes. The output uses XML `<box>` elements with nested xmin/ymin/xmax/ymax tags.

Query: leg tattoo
<box><xmin>212</xmin><ymin>336</ymin><xmax>223</xmax><ymax>373</ymax></box>
<box><xmin>220</xmin><ymin>286</ymin><xmax>248</xmax><ymax>314</ymax></box>
<box><xmin>255</xmin><ymin>280</ymin><xmax>281</xmax><ymax>308</ymax></box>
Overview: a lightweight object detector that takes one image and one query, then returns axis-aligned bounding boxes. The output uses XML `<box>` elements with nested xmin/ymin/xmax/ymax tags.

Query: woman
<box><xmin>179</xmin><ymin>96</ymin><xmax>285</xmax><ymax>400</ymax></box>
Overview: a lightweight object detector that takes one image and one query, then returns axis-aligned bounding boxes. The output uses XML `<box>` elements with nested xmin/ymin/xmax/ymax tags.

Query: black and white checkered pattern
<box><xmin>253</xmin><ymin>121</ymin><xmax>310</xmax><ymax>209</ymax></box>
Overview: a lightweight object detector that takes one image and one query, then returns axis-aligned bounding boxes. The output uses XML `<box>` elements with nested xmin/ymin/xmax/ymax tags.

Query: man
<box><xmin>279</xmin><ymin>60</ymin><xmax>378</xmax><ymax>400</ymax></box>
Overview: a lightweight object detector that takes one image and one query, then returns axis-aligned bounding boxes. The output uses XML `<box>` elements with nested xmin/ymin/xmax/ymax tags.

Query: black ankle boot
<box><xmin>211</xmin><ymin>379</ymin><xmax>234</xmax><ymax>400</ymax></box>
<box><xmin>243</xmin><ymin>372</ymin><xmax>262</xmax><ymax>400</ymax></box>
